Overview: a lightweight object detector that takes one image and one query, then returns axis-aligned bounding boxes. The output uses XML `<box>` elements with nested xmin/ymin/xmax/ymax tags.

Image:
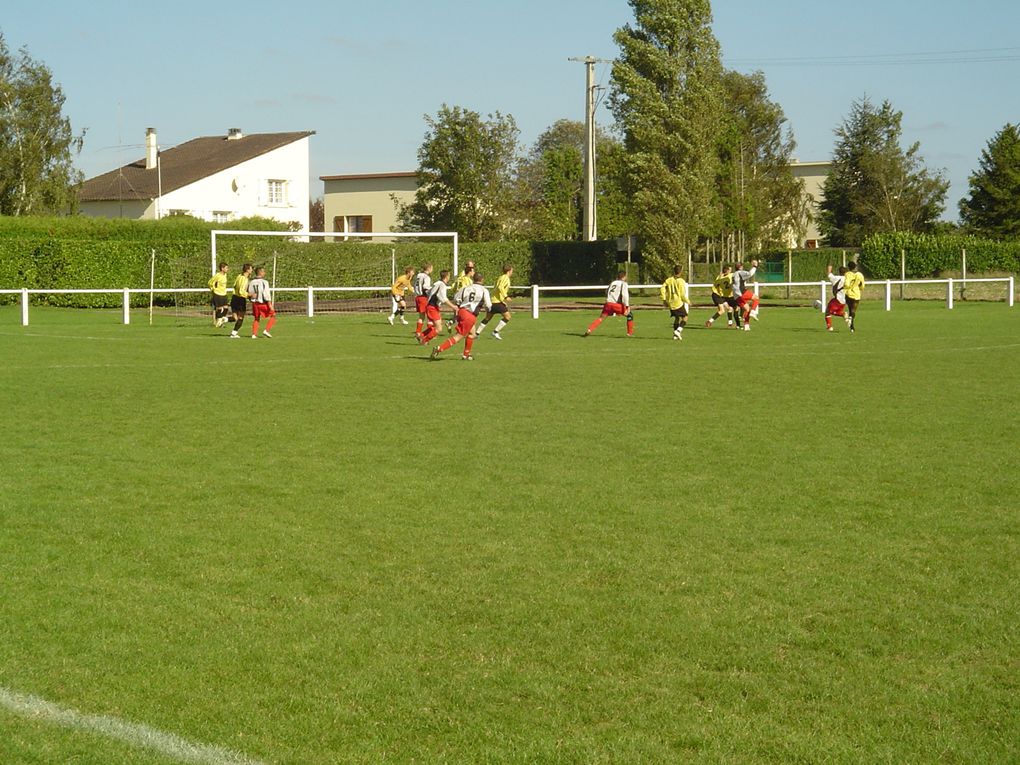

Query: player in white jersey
<box><xmin>418</xmin><ymin>270</ymin><xmax>456</xmax><ymax>345</ymax></box>
<box><xmin>247</xmin><ymin>266</ymin><xmax>276</xmax><ymax>338</ymax></box>
<box><xmin>823</xmin><ymin>264</ymin><xmax>849</xmax><ymax>331</ymax></box>
<box><xmin>412</xmin><ymin>263</ymin><xmax>433</xmax><ymax>339</ymax></box>
<box><xmin>430</xmin><ymin>273</ymin><xmax>492</xmax><ymax>360</ymax></box>
<box><xmin>583</xmin><ymin>271</ymin><xmax>634</xmax><ymax>337</ymax></box>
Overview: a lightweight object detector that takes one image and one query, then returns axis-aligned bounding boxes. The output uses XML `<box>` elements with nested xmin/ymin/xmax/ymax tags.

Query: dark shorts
<box><xmin>670</xmin><ymin>306</ymin><xmax>688</xmax><ymax>318</ymax></box>
<box><xmin>846</xmin><ymin>297</ymin><xmax>860</xmax><ymax>313</ymax></box>
<box><xmin>212</xmin><ymin>294</ymin><xmax>229</xmax><ymax>309</ymax></box>
<box><xmin>230</xmin><ymin>295</ymin><xmax>247</xmax><ymax>315</ymax></box>
<box><xmin>489</xmin><ymin>302</ymin><xmax>509</xmax><ymax>315</ymax></box>
<box><xmin>711</xmin><ymin>293</ymin><xmax>730</xmax><ymax>307</ymax></box>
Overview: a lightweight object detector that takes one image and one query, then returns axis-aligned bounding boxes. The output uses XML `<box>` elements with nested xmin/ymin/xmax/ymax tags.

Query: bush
<box><xmin>860</xmin><ymin>232</ymin><xmax>1020</xmax><ymax>279</ymax></box>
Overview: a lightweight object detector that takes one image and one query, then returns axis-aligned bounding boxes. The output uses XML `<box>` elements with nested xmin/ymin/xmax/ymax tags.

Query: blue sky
<box><xmin>4</xmin><ymin>0</ymin><xmax>1019</xmax><ymax>220</ymax></box>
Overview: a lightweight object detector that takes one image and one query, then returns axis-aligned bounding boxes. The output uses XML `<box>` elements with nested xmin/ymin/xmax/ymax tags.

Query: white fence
<box><xmin>1</xmin><ymin>277</ymin><xmax>1014</xmax><ymax>326</ymax></box>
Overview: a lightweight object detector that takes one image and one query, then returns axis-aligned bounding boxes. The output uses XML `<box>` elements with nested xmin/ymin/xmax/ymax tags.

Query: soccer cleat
<box><xmin>229</xmin><ymin>332</ymin><xmax>239</xmax><ymax>339</ymax></box>
<box><xmin>263</xmin><ymin>330</ymin><xmax>272</xmax><ymax>338</ymax></box>
<box><xmin>750</xmin><ymin>309</ymin><xmax>759</xmax><ymax>321</ymax></box>
<box><xmin>492</xmin><ymin>331</ymin><xmax>502</xmax><ymax>340</ymax></box>
<box><xmin>727</xmin><ymin>320</ymin><xmax>733</xmax><ymax>326</ymax></box>
<box><xmin>251</xmin><ymin>334</ymin><xmax>258</xmax><ymax>339</ymax></box>
<box><xmin>461</xmin><ymin>354</ymin><xmax>473</xmax><ymax>361</ymax></box>
<box><xmin>400</xmin><ymin>318</ymin><xmax>409</xmax><ymax>325</ymax></box>
<box><xmin>743</xmin><ymin>325</ymin><xmax>750</xmax><ymax>332</ymax></box>
<box><xmin>827</xmin><ymin>326</ymin><xmax>834</xmax><ymax>332</ymax></box>
<box><xmin>704</xmin><ymin>320</ymin><xmax>712</xmax><ymax>328</ymax></box>
<box><xmin>387</xmin><ymin>315</ymin><xmax>394</xmax><ymax>325</ymax></box>
<box><xmin>430</xmin><ymin>347</ymin><xmax>440</xmax><ymax>360</ymax></box>
<box><xmin>583</xmin><ymin>330</ymin><xmax>591</xmax><ymax>337</ymax></box>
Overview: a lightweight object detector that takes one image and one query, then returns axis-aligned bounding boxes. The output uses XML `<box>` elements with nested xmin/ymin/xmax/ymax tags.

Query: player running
<box><xmin>388</xmin><ymin>266</ymin><xmax>415</xmax><ymax>325</ymax></box>
<box><xmin>823</xmin><ymin>264</ymin><xmax>849</xmax><ymax>332</ymax></box>
<box><xmin>412</xmin><ymin>263</ymin><xmax>433</xmax><ymax>338</ymax></box>
<box><xmin>475</xmin><ymin>264</ymin><xmax>513</xmax><ymax>340</ymax></box>
<box><xmin>247</xmin><ymin>266</ymin><xmax>277</xmax><ymax>339</ymax></box>
<box><xmin>418</xmin><ymin>270</ymin><xmax>456</xmax><ymax>345</ymax></box>
<box><xmin>705</xmin><ymin>265</ymin><xmax>736</xmax><ymax>328</ymax></box>
<box><xmin>660</xmin><ymin>265</ymin><xmax>690</xmax><ymax>341</ymax></box>
<box><xmin>430</xmin><ymin>272</ymin><xmax>492</xmax><ymax>361</ymax></box>
<box><xmin>584</xmin><ymin>271</ymin><xmax>634</xmax><ymax>337</ymax></box>
<box><xmin>732</xmin><ymin>260</ymin><xmax>760</xmax><ymax>329</ymax></box>
<box><xmin>844</xmin><ymin>261</ymin><xmax>865</xmax><ymax>333</ymax></box>
<box><xmin>448</xmin><ymin>261</ymin><xmax>475</xmax><ymax>333</ymax></box>
<box><xmin>208</xmin><ymin>261</ymin><xmax>232</xmax><ymax>327</ymax></box>
<box><xmin>228</xmin><ymin>263</ymin><xmax>253</xmax><ymax>339</ymax></box>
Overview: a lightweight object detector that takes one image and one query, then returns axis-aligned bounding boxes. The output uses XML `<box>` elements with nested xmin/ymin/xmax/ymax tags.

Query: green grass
<box><xmin>1</xmin><ymin>302</ymin><xmax>1018</xmax><ymax>764</ymax></box>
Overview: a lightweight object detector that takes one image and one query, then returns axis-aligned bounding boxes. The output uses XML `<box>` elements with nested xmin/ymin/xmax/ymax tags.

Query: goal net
<box><xmin>209</xmin><ymin>230</ymin><xmax>460</xmax><ymax>317</ymax></box>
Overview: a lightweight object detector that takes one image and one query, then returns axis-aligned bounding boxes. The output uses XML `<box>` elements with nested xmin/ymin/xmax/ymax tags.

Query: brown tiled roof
<box><xmin>79</xmin><ymin>131</ymin><xmax>315</xmax><ymax>202</ymax></box>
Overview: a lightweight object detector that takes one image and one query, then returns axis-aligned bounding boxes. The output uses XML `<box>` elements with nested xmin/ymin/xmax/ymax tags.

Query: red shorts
<box><xmin>252</xmin><ymin>302</ymin><xmax>275</xmax><ymax>319</ymax></box>
<box><xmin>826</xmin><ymin>298</ymin><xmax>846</xmax><ymax>317</ymax></box>
<box><xmin>415</xmin><ymin>295</ymin><xmax>428</xmax><ymax>314</ymax></box>
<box><xmin>737</xmin><ymin>289</ymin><xmax>755</xmax><ymax>307</ymax></box>
<box><xmin>425</xmin><ymin>304</ymin><xmax>442</xmax><ymax>322</ymax></box>
<box><xmin>600</xmin><ymin>302</ymin><xmax>628</xmax><ymax>317</ymax></box>
<box><xmin>455</xmin><ymin>308</ymin><xmax>477</xmax><ymax>336</ymax></box>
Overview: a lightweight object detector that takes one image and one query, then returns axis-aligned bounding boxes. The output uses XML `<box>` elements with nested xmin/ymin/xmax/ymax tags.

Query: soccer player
<box><xmin>430</xmin><ymin>272</ymin><xmax>491</xmax><ymax>360</ymax></box>
<box><xmin>824</xmin><ymin>264</ymin><xmax>849</xmax><ymax>332</ymax></box>
<box><xmin>705</xmin><ymin>265</ymin><xmax>736</xmax><ymax>328</ymax></box>
<box><xmin>583</xmin><ymin>271</ymin><xmax>634</xmax><ymax>337</ymax></box>
<box><xmin>476</xmin><ymin>264</ymin><xmax>513</xmax><ymax>340</ymax></box>
<box><xmin>228</xmin><ymin>263</ymin><xmax>253</xmax><ymax>339</ymax></box>
<box><xmin>660</xmin><ymin>265</ymin><xmax>690</xmax><ymax>341</ymax></box>
<box><xmin>412</xmin><ymin>263</ymin><xmax>433</xmax><ymax>338</ymax></box>
<box><xmin>448</xmin><ymin>261</ymin><xmax>475</xmax><ymax>333</ymax></box>
<box><xmin>732</xmin><ymin>259</ymin><xmax>760</xmax><ymax>329</ymax></box>
<box><xmin>843</xmin><ymin>261</ymin><xmax>865</xmax><ymax>333</ymax></box>
<box><xmin>247</xmin><ymin>266</ymin><xmax>277</xmax><ymax>339</ymax></box>
<box><xmin>418</xmin><ymin>270</ymin><xmax>456</xmax><ymax>345</ymax></box>
<box><xmin>388</xmin><ymin>266</ymin><xmax>415</xmax><ymax>325</ymax></box>
<box><xmin>208</xmin><ymin>262</ymin><xmax>231</xmax><ymax>327</ymax></box>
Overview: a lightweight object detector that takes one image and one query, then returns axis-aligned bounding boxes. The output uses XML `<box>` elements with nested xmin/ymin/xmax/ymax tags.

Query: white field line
<box><xmin>0</xmin><ymin>687</ymin><xmax>265</xmax><ymax>765</ymax></box>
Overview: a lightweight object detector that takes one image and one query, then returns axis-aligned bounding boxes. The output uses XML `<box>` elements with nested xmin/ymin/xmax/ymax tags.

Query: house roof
<box><xmin>320</xmin><ymin>171</ymin><xmax>417</xmax><ymax>181</ymax></box>
<box><xmin>79</xmin><ymin>131</ymin><xmax>315</xmax><ymax>202</ymax></box>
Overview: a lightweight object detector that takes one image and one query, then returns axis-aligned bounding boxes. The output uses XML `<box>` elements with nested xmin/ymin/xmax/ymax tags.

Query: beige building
<box><xmin>320</xmin><ymin>172</ymin><xmax>418</xmax><ymax>238</ymax></box>
<box><xmin>789</xmin><ymin>160</ymin><xmax>832</xmax><ymax>249</ymax></box>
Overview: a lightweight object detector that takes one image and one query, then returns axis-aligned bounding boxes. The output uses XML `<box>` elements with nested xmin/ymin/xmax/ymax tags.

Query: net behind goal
<box><xmin>210</xmin><ymin>230</ymin><xmax>460</xmax><ymax>316</ymax></box>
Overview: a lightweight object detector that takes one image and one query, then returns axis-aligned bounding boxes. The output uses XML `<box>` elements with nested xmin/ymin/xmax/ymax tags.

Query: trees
<box><xmin>716</xmin><ymin>70</ymin><xmax>804</xmax><ymax>251</ymax></box>
<box><xmin>819</xmin><ymin>98</ymin><xmax>948</xmax><ymax>247</ymax></box>
<box><xmin>611</xmin><ymin>0</ymin><xmax>723</xmax><ymax>274</ymax></box>
<box><xmin>396</xmin><ymin>105</ymin><xmax>520</xmax><ymax>241</ymax></box>
<box><xmin>959</xmin><ymin>123</ymin><xmax>1020</xmax><ymax>239</ymax></box>
<box><xmin>0</xmin><ymin>34</ymin><xmax>84</xmax><ymax>216</ymax></box>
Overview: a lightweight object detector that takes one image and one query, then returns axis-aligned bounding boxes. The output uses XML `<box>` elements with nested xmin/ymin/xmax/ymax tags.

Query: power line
<box><xmin>726</xmin><ymin>45</ymin><xmax>1020</xmax><ymax>67</ymax></box>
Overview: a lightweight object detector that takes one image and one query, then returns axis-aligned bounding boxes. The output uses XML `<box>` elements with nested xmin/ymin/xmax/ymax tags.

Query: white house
<box><xmin>79</xmin><ymin>128</ymin><xmax>314</xmax><ymax>230</ymax></box>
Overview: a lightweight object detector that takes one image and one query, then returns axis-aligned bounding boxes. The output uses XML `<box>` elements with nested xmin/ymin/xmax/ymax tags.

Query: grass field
<box><xmin>1</xmin><ymin>301</ymin><xmax>1018</xmax><ymax>764</ymax></box>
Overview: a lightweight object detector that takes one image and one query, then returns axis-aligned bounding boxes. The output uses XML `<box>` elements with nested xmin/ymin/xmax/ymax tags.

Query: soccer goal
<box><xmin>209</xmin><ymin>230</ymin><xmax>459</xmax><ymax>317</ymax></box>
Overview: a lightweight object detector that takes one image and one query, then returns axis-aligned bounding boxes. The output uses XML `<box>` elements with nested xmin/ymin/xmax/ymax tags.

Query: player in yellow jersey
<box><xmin>843</xmin><ymin>261</ymin><xmax>865</xmax><ymax>333</ymax></box>
<box><xmin>660</xmin><ymin>264</ymin><xmax>690</xmax><ymax>341</ymax></box>
<box><xmin>705</xmin><ymin>265</ymin><xmax>736</xmax><ymax>328</ymax></box>
<box><xmin>208</xmin><ymin>261</ymin><xmax>231</xmax><ymax>327</ymax></box>
<box><xmin>475</xmin><ymin>264</ymin><xmax>513</xmax><ymax>340</ymax></box>
<box><xmin>388</xmin><ymin>266</ymin><xmax>415</xmax><ymax>325</ymax></box>
<box><xmin>228</xmin><ymin>263</ymin><xmax>253</xmax><ymax>339</ymax></box>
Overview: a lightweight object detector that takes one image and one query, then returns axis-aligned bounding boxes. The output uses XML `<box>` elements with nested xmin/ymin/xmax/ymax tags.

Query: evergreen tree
<box><xmin>0</xmin><ymin>33</ymin><xmax>84</xmax><ymax>216</ymax></box>
<box><xmin>611</xmin><ymin>0</ymin><xmax>723</xmax><ymax>274</ymax></box>
<box><xmin>820</xmin><ymin>97</ymin><xmax>947</xmax><ymax>246</ymax></box>
<box><xmin>959</xmin><ymin>123</ymin><xmax>1020</xmax><ymax>239</ymax></box>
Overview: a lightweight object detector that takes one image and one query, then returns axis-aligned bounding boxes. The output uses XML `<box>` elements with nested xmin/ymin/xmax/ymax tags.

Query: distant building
<box><xmin>79</xmin><ymin>128</ymin><xmax>314</xmax><ymax>230</ymax></box>
<box><xmin>320</xmin><ymin>171</ymin><xmax>418</xmax><ymax>238</ymax></box>
<box><xmin>789</xmin><ymin>160</ymin><xmax>832</xmax><ymax>249</ymax></box>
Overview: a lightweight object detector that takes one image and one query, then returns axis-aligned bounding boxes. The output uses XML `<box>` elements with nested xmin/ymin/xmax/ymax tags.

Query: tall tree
<box><xmin>716</xmin><ymin>70</ymin><xmax>804</xmax><ymax>251</ymax></box>
<box><xmin>959</xmin><ymin>123</ymin><xmax>1020</xmax><ymax>239</ymax></box>
<box><xmin>0</xmin><ymin>34</ymin><xmax>84</xmax><ymax>216</ymax></box>
<box><xmin>396</xmin><ymin>104</ymin><xmax>519</xmax><ymax>241</ymax></box>
<box><xmin>611</xmin><ymin>0</ymin><xmax>723</xmax><ymax>274</ymax></box>
<box><xmin>820</xmin><ymin>97</ymin><xmax>948</xmax><ymax>246</ymax></box>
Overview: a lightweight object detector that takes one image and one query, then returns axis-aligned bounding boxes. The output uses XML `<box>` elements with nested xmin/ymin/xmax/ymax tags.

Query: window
<box><xmin>266</xmin><ymin>179</ymin><xmax>287</xmax><ymax>206</ymax></box>
<box><xmin>212</xmin><ymin>211</ymin><xmax>232</xmax><ymax>223</ymax></box>
<box><xmin>346</xmin><ymin>215</ymin><xmax>373</xmax><ymax>233</ymax></box>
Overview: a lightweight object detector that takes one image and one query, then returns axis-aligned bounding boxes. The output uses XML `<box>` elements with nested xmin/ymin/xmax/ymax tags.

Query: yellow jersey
<box><xmin>208</xmin><ymin>272</ymin><xmax>228</xmax><ymax>296</ymax></box>
<box><xmin>391</xmin><ymin>274</ymin><xmax>412</xmax><ymax>297</ymax></box>
<box><xmin>454</xmin><ymin>273</ymin><xmax>473</xmax><ymax>292</ymax></box>
<box><xmin>660</xmin><ymin>276</ymin><xmax>689</xmax><ymax>310</ymax></box>
<box><xmin>712</xmin><ymin>272</ymin><xmax>733</xmax><ymax>298</ymax></box>
<box><xmin>233</xmin><ymin>274</ymin><xmax>250</xmax><ymax>299</ymax></box>
<box><xmin>844</xmin><ymin>271</ymin><xmax>865</xmax><ymax>300</ymax></box>
<box><xmin>492</xmin><ymin>273</ymin><xmax>511</xmax><ymax>304</ymax></box>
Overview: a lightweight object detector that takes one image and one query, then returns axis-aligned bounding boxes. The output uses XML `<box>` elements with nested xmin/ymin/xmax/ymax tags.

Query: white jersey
<box><xmin>733</xmin><ymin>266</ymin><xmax>757</xmax><ymax>295</ymax></box>
<box><xmin>248</xmin><ymin>277</ymin><xmax>272</xmax><ymax>303</ymax></box>
<box><xmin>413</xmin><ymin>272</ymin><xmax>432</xmax><ymax>297</ymax></box>
<box><xmin>426</xmin><ymin>280</ymin><xmax>449</xmax><ymax>307</ymax></box>
<box><xmin>828</xmin><ymin>273</ymin><xmax>846</xmax><ymax>304</ymax></box>
<box><xmin>606</xmin><ymin>279</ymin><xmax>630</xmax><ymax>306</ymax></box>
<box><xmin>455</xmin><ymin>284</ymin><xmax>492</xmax><ymax>315</ymax></box>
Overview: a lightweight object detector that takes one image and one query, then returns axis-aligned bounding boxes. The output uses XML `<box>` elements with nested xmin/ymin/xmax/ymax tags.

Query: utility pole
<box><xmin>569</xmin><ymin>56</ymin><xmax>610</xmax><ymax>241</ymax></box>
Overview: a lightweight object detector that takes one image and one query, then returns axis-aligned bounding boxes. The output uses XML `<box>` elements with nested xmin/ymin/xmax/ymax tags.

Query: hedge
<box><xmin>859</xmin><ymin>232</ymin><xmax>1020</xmax><ymax>279</ymax></box>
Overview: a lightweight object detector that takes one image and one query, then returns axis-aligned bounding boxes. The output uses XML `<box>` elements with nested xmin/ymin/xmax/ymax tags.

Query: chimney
<box><xmin>145</xmin><ymin>127</ymin><xmax>158</xmax><ymax>170</ymax></box>
<box><xmin>227</xmin><ymin>128</ymin><xmax>243</xmax><ymax>140</ymax></box>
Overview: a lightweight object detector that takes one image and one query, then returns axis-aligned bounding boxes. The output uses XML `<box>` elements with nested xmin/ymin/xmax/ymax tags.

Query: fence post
<box><xmin>1009</xmin><ymin>276</ymin><xmax>1015</xmax><ymax>308</ymax></box>
<box><xmin>885</xmin><ymin>280</ymin><xmax>892</xmax><ymax>311</ymax></box>
<box><xmin>899</xmin><ymin>249</ymin><xmax>905</xmax><ymax>300</ymax></box>
<box><xmin>946</xmin><ymin>279</ymin><xmax>954</xmax><ymax>310</ymax></box>
<box><xmin>306</xmin><ymin>287</ymin><xmax>314</xmax><ymax>318</ymax></box>
<box><xmin>753</xmin><ymin>281</ymin><xmax>760</xmax><ymax>298</ymax></box>
<box><xmin>122</xmin><ymin>288</ymin><xmax>131</xmax><ymax>324</ymax></box>
<box><xmin>786</xmin><ymin>249</ymin><xmax>791</xmax><ymax>300</ymax></box>
<box><xmin>841</xmin><ymin>250</ymin><xmax>847</xmax><ymax>268</ymax></box>
<box><xmin>21</xmin><ymin>288</ymin><xmax>29</xmax><ymax>326</ymax></box>
<box><xmin>819</xmin><ymin>281</ymin><xmax>826</xmax><ymax>311</ymax></box>
<box><xmin>531</xmin><ymin>284</ymin><xmax>540</xmax><ymax>319</ymax></box>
